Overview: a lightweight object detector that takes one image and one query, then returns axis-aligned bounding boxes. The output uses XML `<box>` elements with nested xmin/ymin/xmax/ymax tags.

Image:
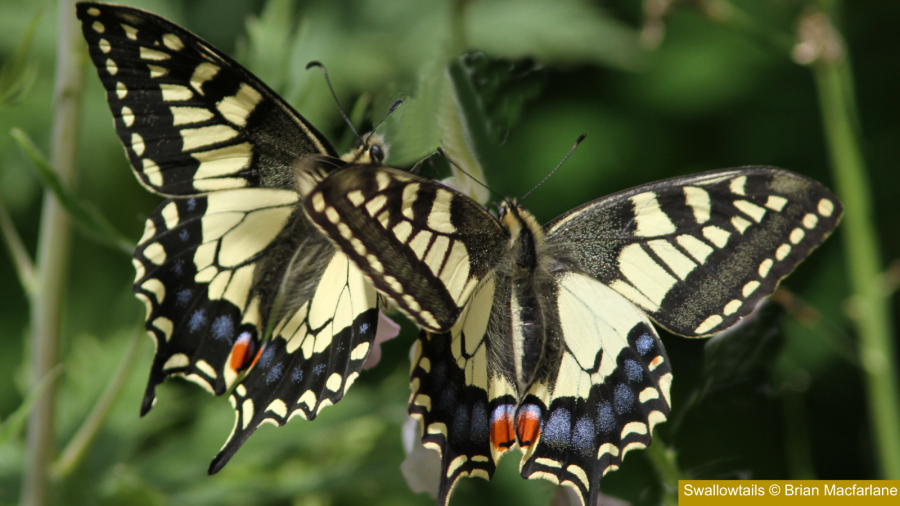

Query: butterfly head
<box><xmin>340</xmin><ymin>132</ymin><xmax>388</xmax><ymax>164</ymax></box>
<box><xmin>497</xmin><ymin>201</ymin><xmax>544</xmax><ymax>269</ymax></box>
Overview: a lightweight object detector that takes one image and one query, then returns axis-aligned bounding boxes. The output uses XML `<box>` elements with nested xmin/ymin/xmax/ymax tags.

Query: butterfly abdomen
<box><xmin>249</xmin><ymin>210</ymin><xmax>339</xmax><ymax>326</ymax></box>
<box><xmin>497</xmin><ymin>205</ymin><xmax>568</xmax><ymax>398</ymax></box>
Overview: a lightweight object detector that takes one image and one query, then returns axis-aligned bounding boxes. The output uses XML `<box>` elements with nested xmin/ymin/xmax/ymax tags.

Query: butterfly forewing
<box><xmin>303</xmin><ymin>165</ymin><xmax>508</xmax><ymax>332</ymax></box>
<box><xmin>77</xmin><ymin>3</ymin><xmax>337</xmax><ymax>196</ymax></box>
<box><xmin>545</xmin><ymin>167</ymin><xmax>842</xmax><ymax>337</ymax></box>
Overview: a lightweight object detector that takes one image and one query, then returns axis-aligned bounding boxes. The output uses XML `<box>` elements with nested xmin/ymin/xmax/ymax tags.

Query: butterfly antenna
<box><xmin>306</xmin><ymin>60</ymin><xmax>364</xmax><ymax>145</ymax></box>
<box><xmin>436</xmin><ymin>147</ymin><xmax>505</xmax><ymax>203</ymax></box>
<box><xmin>520</xmin><ymin>134</ymin><xmax>586</xmax><ymax>202</ymax></box>
<box><xmin>360</xmin><ymin>99</ymin><xmax>404</xmax><ymax>152</ymax></box>
<box><xmin>372</xmin><ymin>99</ymin><xmax>403</xmax><ymax>134</ymax></box>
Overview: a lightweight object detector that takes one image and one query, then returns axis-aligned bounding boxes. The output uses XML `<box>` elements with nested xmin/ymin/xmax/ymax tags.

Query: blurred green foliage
<box><xmin>1</xmin><ymin>0</ymin><xmax>898</xmax><ymax>505</ymax></box>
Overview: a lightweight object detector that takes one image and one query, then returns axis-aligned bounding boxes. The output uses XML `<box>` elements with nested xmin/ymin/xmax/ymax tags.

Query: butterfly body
<box><xmin>304</xmin><ymin>164</ymin><xmax>841</xmax><ymax>505</ymax></box>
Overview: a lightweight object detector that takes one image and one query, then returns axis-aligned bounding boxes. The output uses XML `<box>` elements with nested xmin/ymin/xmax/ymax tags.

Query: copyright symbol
<box><xmin>769</xmin><ymin>484</ymin><xmax>780</xmax><ymax>495</ymax></box>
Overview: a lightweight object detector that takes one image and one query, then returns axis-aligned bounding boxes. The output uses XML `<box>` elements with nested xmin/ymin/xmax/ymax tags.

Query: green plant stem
<box><xmin>0</xmin><ymin>193</ymin><xmax>36</xmax><ymax>296</ymax></box>
<box><xmin>51</xmin><ymin>326</ymin><xmax>144</xmax><ymax>480</ymax></box>
<box><xmin>0</xmin><ymin>366</ymin><xmax>62</xmax><ymax>447</ymax></box>
<box><xmin>811</xmin><ymin>37</ymin><xmax>900</xmax><ymax>480</ymax></box>
<box><xmin>709</xmin><ymin>0</ymin><xmax>794</xmax><ymax>56</ymax></box>
<box><xmin>449</xmin><ymin>0</ymin><xmax>468</xmax><ymax>56</ymax></box>
<box><xmin>22</xmin><ymin>1</ymin><xmax>83</xmax><ymax>505</ymax></box>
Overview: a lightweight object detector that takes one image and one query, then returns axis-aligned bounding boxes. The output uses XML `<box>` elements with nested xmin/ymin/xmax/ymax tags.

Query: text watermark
<box><xmin>679</xmin><ymin>481</ymin><xmax>900</xmax><ymax>505</ymax></box>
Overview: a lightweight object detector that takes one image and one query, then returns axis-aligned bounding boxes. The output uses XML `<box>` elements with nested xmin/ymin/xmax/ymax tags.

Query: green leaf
<box><xmin>668</xmin><ymin>302</ymin><xmax>785</xmax><ymax>435</ymax></box>
<box><xmin>444</xmin><ymin>54</ymin><xmax>546</xmax><ymax>202</ymax></box>
<box><xmin>52</xmin><ymin>325</ymin><xmax>144</xmax><ymax>479</ymax></box>
<box><xmin>382</xmin><ymin>62</ymin><xmax>445</xmax><ymax>166</ymax></box>
<box><xmin>385</xmin><ymin>53</ymin><xmax>544</xmax><ymax>204</ymax></box>
<box><xmin>11</xmin><ymin>129</ymin><xmax>134</xmax><ymax>255</ymax></box>
<box><xmin>98</xmin><ymin>465</ymin><xmax>166</xmax><ymax>506</ymax></box>
<box><xmin>0</xmin><ymin>10</ymin><xmax>41</xmax><ymax>106</ymax></box>
<box><xmin>0</xmin><ymin>365</ymin><xmax>62</xmax><ymax>447</ymax></box>
<box><xmin>467</xmin><ymin>0</ymin><xmax>645</xmax><ymax>70</ymax></box>
<box><xmin>242</xmin><ymin>0</ymin><xmax>297</xmax><ymax>94</ymax></box>
<box><xmin>455</xmin><ymin>53</ymin><xmax>546</xmax><ymax>145</ymax></box>
<box><xmin>441</xmin><ymin>57</ymin><xmax>493</xmax><ymax>204</ymax></box>
<box><xmin>702</xmin><ymin>301</ymin><xmax>785</xmax><ymax>392</ymax></box>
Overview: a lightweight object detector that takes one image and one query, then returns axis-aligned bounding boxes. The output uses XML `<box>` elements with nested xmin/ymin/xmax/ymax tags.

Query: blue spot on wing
<box><xmin>266</xmin><ymin>363</ymin><xmax>284</xmax><ymax>385</ymax></box>
<box><xmin>179</xmin><ymin>229</ymin><xmax>190</xmax><ymax>242</ymax></box>
<box><xmin>636</xmin><ymin>334</ymin><xmax>654</xmax><ymax>356</ymax></box>
<box><xmin>212</xmin><ymin>315</ymin><xmax>234</xmax><ymax>342</ymax></box>
<box><xmin>597</xmin><ymin>401</ymin><xmax>615</xmax><ymax>434</ymax></box>
<box><xmin>624</xmin><ymin>359</ymin><xmax>643</xmax><ymax>383</ymax></box>
<box><xmin>172</xmin><ymin>259</ymin><xmax>184</xmax><ymax>278</ymax></box>
<box><xmin>572</xmin><ymin>416</ymin><xmax>595</xmax><ymax>458</ymax></box>
<box><xmin>543</xmin><ymin>408</ymin><xmax>571</xmax><ymax>451</ymax></box>
<box><xmin>176</xmin><ymin>288</ymin><xmax>191</xmax><ymax>307</ymax></box>
<box><xmin>291</xmin><ymin>366</ymin><xmax>304</xmax><ymax>383</ymax></box>
<box><xmin>189</xmin><ymin>309</ymin><xmax>207</xmax><ymax>332</ymax></box>
<box><xmin>258</xmin><ymin>346</ymin><xmax>276</xmax><ymax>368</ymax></box>
<box><xmin>451</xmin><ymin>405</ymin><xmax>470</xmax><ymax>445</ymax></box>
<box><xmin>439</xmin><ymin>382</ymin><xmax>457</xmax><ymax>413</ymax></box>
<box><xmin>470</xmin><ymin>401</ymin><xmax>489</xmax><ymax>443</ymax></box>
<box><xmin>613</xmin><ymin>384</ymin><xmax>634</xmax><ymax>414</ymax></box>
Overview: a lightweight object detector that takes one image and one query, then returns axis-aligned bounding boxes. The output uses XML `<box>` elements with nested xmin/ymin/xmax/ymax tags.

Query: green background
<box><xmin>0</xmin><ymin>0</ymin><xmax>898</xmax><ymax>504</ymax></box>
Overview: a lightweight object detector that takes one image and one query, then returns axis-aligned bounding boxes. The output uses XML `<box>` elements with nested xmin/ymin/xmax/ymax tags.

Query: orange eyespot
<box><xmin>516</xmin><ymin>404</ymin><xmax>542</xmax><ymax>448</ymax></box>
<box><xmin>490</xmin><ymin>405</ymin><xmax>516</xmax><ymax>450</ymax></box>
<box><xmin>229</xmin><ymin>332</ymin><xmax>255</xmax><ymax>372</ymax></box>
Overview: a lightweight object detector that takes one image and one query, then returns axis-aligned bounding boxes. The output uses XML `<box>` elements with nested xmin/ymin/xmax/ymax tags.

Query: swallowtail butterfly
<box><xmin>303</xmin><ymin>164</ymin><xmax>841</xmax><ymax>505</ymax></box>
<box><xmin>77</xmin><ymin>2</ymin><xmax>389</xmax><ymax>473</ymax></box>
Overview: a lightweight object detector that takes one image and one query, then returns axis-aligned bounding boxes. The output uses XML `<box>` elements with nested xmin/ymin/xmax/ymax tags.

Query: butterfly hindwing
<box><xmin>407</xmin><ymin>271</ymin><xmax>673</xmax><ymax>506</ymax></box>
<box><xmin>517</xmin><ymin>273</ymin><xmax>672</xmax><ymax>505</ymax></box>
<box><xmin>545</xmin><ymin>167</ymin><xmax>842</xmax><ymax>337</ymax></box>
<box><xmin>134</xmin><ymin>189</ymin><xmax>298</xmax><ymax>413</ymax></box>
<box><xmin>409</xmin><ymin>276</ymin><xmax>522</xmax><ymax>502</ymax></box>
<box><xmin>304</xmin><ymin>165</ymin><xmax>508</xmax><ymax>332</ymax></box>
<box><xmin>77</xmin><ymin>3</ymin><xmax>337</xmax><ymax>196</ymax></box>
<box><xmin>210</xmin><ymin>251</ymin><xmax>379</xmax><ymax>472</ymax></box>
